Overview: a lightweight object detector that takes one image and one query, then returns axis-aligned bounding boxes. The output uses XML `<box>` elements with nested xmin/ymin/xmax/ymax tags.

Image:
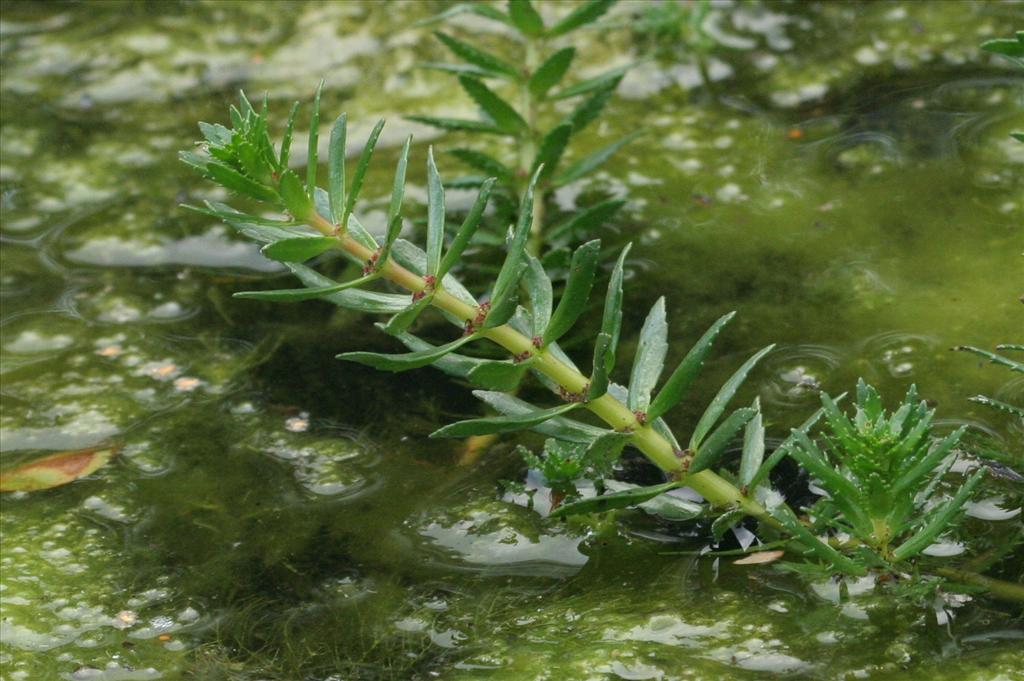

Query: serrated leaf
<box><xmin>651</xmin><ymin>309</ymin><xmax>733</xmax><ymax>419</ymax></box>
<box><xmin>771</xmin><ymin>504</ymin><xmax>865</xmax><ymax>575</ymax></box>
<box><xmin>467</xmin><ymin>360</ymin><xmax>529</xmax><ymax>390</ymax></box>
<box><xmin>737</xmin><ymin>401</ymin><xmax>765</xmax><ymax>488</ymax></box>
<box><xmin>547</xmin><ymin>199</ymin><xmax>626</xmax><ymax>242</ymax></box>
<box><xmin>547</xmin><ymin>0</ymin><xmax>615</xmax><ymax>37</ymax></box>
<box><xmin>891</xmin><ymin>469</ymin><xmax>986</xmax><ymax>562</ymax></box>
<box><xmin>306</xmin><ymin>80</ymin><xmax>323</xmax><ymax>196</ymax></box>
<box><xmin>550</xmin><ymin>480</ymin><xmax>682</xmax><ymax>518</ymax></box>
<box><xmin>439</xmin><ymin>178</ymin><xmax>496</xmax><ymax>279</ymax></box>
<box><xmin>261</xmin><ymin>236</ymin><xmax>337</xmax><ymax>262</ymax></box>
<box><xmin>543</xmin><ymin>239</ymin><xmax>601</xmax><ymax>346</ymax></box>
<box><xmin>508</xmin><ymin>0</ymin><xmax>544</xmax><ymax>35</ymax></box>
<box><xmin>405</xmin><ymin>115</ymin><xmax>506</xmax><ymax>135</ymax></box>
<box><xmin>279</xmin><ymin>101</ymin><xmax>300</xmax><ymax>168</ymax></box>
<box><xmin>344</xmin><ymin>118</ymin><xmax>386</xmax><ymax>225</ymax></box>
<box><xmin>524</xmin><ymin>254</ymin><xmax>553</xmax><ymax>337</ymax></box>
<box><xmin>628</xmin><ymin>297</ymin><xmax>668</xmax><ymax>413</ymax></box>
<box><xmin>199</xmin><ymin>121</ymin><xmax>232</xmax><ymax>146</ymax></box>
<box><xmin>435</xmin><ymin>31</ymin><xmax>521</xmax><ymax>79</ymax></box>
<box><xmin>0</xmin><ymin>446</ymin><xmax>118</xmax><ymax>492</ymax></box>
<box><xmin>688</xmin><ymin>344</ymin><xmax>774</xmax><ymax>450</ymax></box>
<box><xmin>279</xmin><ymin>169</ymin><xmax>314</xmax><ymax>220</ymax></box>
<box><xmin>711</xmin><ymin>507</ymin><xmax>747</xmax><ymax>541</ymax></box>
<box><xmin>425</xmin><ymin>147</ymin><xmax>447</xmax><ymax>276</ymax></box>
<box><xmin>556</xmin><ymin>75</ymin><xmax>622</xmax><ymax>134</ymax></box>
<box><xmin>432</xmin><ymin>402</ymin><xmax>580</xmax><ymax>438</ymax></box>
<box><xmin>529</xmin><ymin>47</ymin><xmax>575</xmax><ymax>98</ymax></box>
<box><xmin>338</xmin><ymin>334</ymin><xmax>478</xmax><ymax>372</ymax></box>
<box><xmin>327</xmin><ymin>113</ymin><xmax>347</xmax><ymax>224</ymax></box>
<box><xmin>551</xmin><ymin>64</ymin><xmax>631</xmax><ymax>100</ymax></box>
<box><xmin>532</xmin><ymin>124</ymin><xmax>572</xmax><ymax>180</ymax></box>
<box><xmin>204</xmin><ymin>161</ymin><xmax>280</xmax><ymax>203</ymax></box>
<box><xmin>689</xmin><ymin>407</ymin><xmax>756</xmax><ymax>474</ymax></box>
<box><xmin>485</xmin><ymin>166</ymin><xmax>542</xmax><ymax>328</ymax></box>
<box><xmin>458</xmin><ymin>76</ymin><xmax>528</xmax><ymax>134</ymax></box>
<box><xmin>554</xmin><ymin>130</ymin><xmax>642</xmax><ymax>187</ymax></box>
<box><xmin>448</xmin><ymin>148</ymin><xmax>512</xmax><ymax>180</ymax></box>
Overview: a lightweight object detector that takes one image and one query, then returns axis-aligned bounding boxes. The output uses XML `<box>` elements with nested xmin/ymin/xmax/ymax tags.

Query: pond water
<box><xmin>1</xmin><ymin>1</ymin><xmax>1022</xmax><ymax>679</ymax></box>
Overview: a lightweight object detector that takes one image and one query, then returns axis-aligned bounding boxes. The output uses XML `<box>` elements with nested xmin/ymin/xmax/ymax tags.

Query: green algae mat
<box><xmin>1</xmin><ymin>2</ymin><xmax>1021</xmax><ymax>679</ymax></box>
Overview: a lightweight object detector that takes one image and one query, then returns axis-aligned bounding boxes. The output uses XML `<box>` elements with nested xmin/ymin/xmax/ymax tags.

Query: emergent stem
<box><xmin>308</xmin><ymin>212</ymin><xmax>766</xmax><ymax>518</ymax></box>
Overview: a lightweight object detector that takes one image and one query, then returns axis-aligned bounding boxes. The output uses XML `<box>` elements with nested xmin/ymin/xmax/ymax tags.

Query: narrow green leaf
<box><xmin>306</xmin><ymin>80</ymin><xmax>323</xmax><ymax>196</ymax></box>
<box><xmin>551</xmin><ymin>480</ymin><xmax>682</xmax><ymax>518</ymax></box>
<box><xmin>474</xmin><ymin>390</ymin><xmax>606</xmax><ymax>442</ymax></box>
<box><xmin>556</xmin><ymin>75</ymin><xmax>622</xmax><ymax>135</ymax></box>
<box><xmin>338</xmin><ymin>334</ymin><xmax>478</xmax><ymax>372</ymax></box>
<box><xmin>711</xmin><ymin>508</ymin><xmax>747</xmax><ymax>541</ymax></box>
<box><xmin>485</xmin><ymin>166</ymin><xmax>543</xmax><ymax>328</ymax></box>
<box><xmin>261</xmin><ymin>236</ymin><xmax>337</xmax><ymax>263</ymax></box>
<box><xmin>406</xmin><ymin>115</ymin><xmax>505</xmax><ymax>135</ymax></box>
<box><xmin>287</xmin><ymin>263</ymin><xmax>407</xmax><ymax>313</ymax></box>
<box><xmin>981</xmin><ymin>37</ymin><xmax>1024</xmax><ymax>58</ymax></box>
<box><xmin>771</xmin><ymin>504</ymin><xmax>866</xmax><ymax>575</ymax></box>
<box><xmin>327</xmin><ymin>113</ymin><xmax>347</xmax><ymax>224</ymax></box>
<box><xmin>532</xmin><ymin>124</ymin><xmax>572</xmax><ymax>180</ymax></box>
<box><xmin>955</xmin><ymin>345</ymin><xmax>1024</xmax><ymax>373</ymax></box>
<box><xmin>689</xmin><ymin>408</ymin><xmax>756</xmax><ymax>474</ymax></box>
<box><xmin>688</xmin><ymin>344</ymin><xmax>774</xmax><ymax>450</ymax></box>
<box><xmin>438</xmin><ymin>178</ymin><xmax>496</xmax><ymax>279</ymax></box>
<box><xmin>508</xmin><ymin>0</ymin><xmax>544</xmax><ymax>36</ymax></box>
<box><xmin>551</xmin><ymin>64</ymin><xmax>630</xmax><ymax>100</ymax></box>
<box><xmin>543</xmin><ymin>239</ymin><xmax>601</xmax><ymax>346</ymax></box>
<box><xmin>181</xmin><ymin>203</ymin><xmax>298</xmax><ymax>227</ymax></box>
<box><xmin>554</xmin><ymin>130</ymin><xmax>642</xmax><ymax>187</ymax></box>
<box><xmin>547</xmin><ymin>0</ymin><xmax>615</xmax><ymax>37</ymax></box>
<box><xmin>205</xmin><ymin>161</ymin><xmax>280</xmax><ymax>203</ymax></box>
<box><xmin>787</xmin><ymin>429</ymin><xmax>869</xmax><ymax>533</ymax></box>
<box><xmin>600</xmin><ymin>244</ymin><xmax>631</xmax><ymax>366</ymax></box>
<box><xmin>892</xmin><ymin>469</ymin><xmax>987</xmax><ymax>562</ymax></box>
<box><xmin>890</xmin><ymin>427</ymin><xmax>966</xmax><ymax>496</ymax></box>
<box><xmin>524</xmin><ymin>254</ymin><xmax>553</xmax><ymax>338</ymax></box>
<box><xmin>529</xmin><ymin>47</ymin><xmax>575</xmax><ymax>99</ymax></box>
<box><xmin>279</xmin><ymin>169</ymin><xmax>314</xmax><ymax>220</ymax></box>
<box><xmin>385</xmin><ymin>295</ymin><xmax>434</xmax><ymax>335</ymax></box>
<box><xmin>588</xmin><ymin>332</ymin><xmax>614</xmax><ymax>401</ymax></box>
<box><xmin>432</xmin><ymin>402</ymin><xmax>580</xmax><ymax>438</ymax></box>
<box><xmin>420</xmin><ymin>62</ymin><xmax>501</xmax><ymax>79</ymax></box>
<box><xmin>968</xmin><ymin>395</ymin><xmax>1024</xmax><ymax>418</ymax></box>
<box><xmin>435</xmin><ymin>31</ymin><xmax>521</xmax><ymax>79</ymax></box>
<box><xmin>737</xmin><ymin>401</ymin><xmax>765</xmax><ymax>488</ymax></box>
<box><xmin>746</xmin><ymin>404</ymin><xmax>830</xmax><ymax>492</ymax></box>
<box><xmin>345</xmin><ymin>118</ymin><xmax>386</xmax><ymax>224</ymax></box>
<box><xmin>467</xmin><ymin>360</ymin><xmax>529</xmax><ymax>391</ymax></box>
<box><xmin>448</xmin><ymin>148</ymin><xmax>512</xmax><ymax>180</ymax></box>
<box><xmin>279</xmin><ymin>101</ymin><xmax>300</xmax><ymax>168</ymax></box>
<box><xmin>458</xmin><ymin>76</ymin><xmax>528</xmax><ymax>134</ymax></box>
<box><xmin>547</xmin><ymin>199</ymin><xmax>626</xmax><ymax>242</ymax></box>
<box><xmin>586</xmin><ymin>430</ymin><xmax>633</xmax><ymax>469</ymax></box>
<box><xmin>627</xmin><ymin>297</ymin><xmax>668</xmax><ymax>413</ymax></box>
<box><xmin>346</xmin><ymin>213</ymin><xmax>380</xmax><ymax>251</ymax></box>
<box><xmin>425</xmin><ymin>147</ymin><xmax>447</xmax><ymax>277</ymax></box>
<box><xmin>233</xmin><ymin>273</ymin><xmax>378</xmax><ymax>302</ymax></box>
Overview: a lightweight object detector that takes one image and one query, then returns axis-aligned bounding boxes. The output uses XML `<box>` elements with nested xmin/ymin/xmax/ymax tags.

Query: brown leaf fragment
<box><xmin>0</xmin><ymin>445</ymin><xmax>119</xmax><ymax>492</ymax></box>
<box><xmin>733</xmin><ymin>549</ymin><xmax>785</xmax><ymax>566</ymax></box>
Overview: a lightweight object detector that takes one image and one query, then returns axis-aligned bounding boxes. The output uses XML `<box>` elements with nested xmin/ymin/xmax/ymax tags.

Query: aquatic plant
<box><xmin>955</xmin><ymin>344</ymin><xmax>1024</xmax><ymax>419</ymax></box>
<box><xmin>180</xmin><ymin>91</ymin><xmax>1022</xmax><ymax>602</ymax></box>
<box><xmin>412</xmin><ymin>0</ymin><xmax>636</xmax><ymax>253</ymax></box>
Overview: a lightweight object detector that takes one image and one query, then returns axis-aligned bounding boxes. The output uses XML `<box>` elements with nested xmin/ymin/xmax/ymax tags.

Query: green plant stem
<box><xmin>935</xmin><ymin>567</ymin><xmax>1024</xmax><ymax>603</ymax></box>
<box><xmin>308</xmin><ymin>211</ymin><xmax>766</xmax><ymax>517</ymax></box>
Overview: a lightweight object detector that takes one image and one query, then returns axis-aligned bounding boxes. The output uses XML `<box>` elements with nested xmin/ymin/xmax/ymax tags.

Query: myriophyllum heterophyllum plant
<box><xmin>180</xmin><ymin>92</ymin><xmax>1022</xmax><ymax>602</ymax></box>
<box><xmin>412</xmin><ymin>0</ymin><xmax>637</xmax><ymax>253</ymax></box>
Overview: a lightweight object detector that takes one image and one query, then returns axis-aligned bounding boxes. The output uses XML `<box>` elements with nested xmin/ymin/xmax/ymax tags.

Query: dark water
<box><xmin>1</xmin><ymin>1</ymin><xmax>1022</xmax><ymax>679</ymax></box>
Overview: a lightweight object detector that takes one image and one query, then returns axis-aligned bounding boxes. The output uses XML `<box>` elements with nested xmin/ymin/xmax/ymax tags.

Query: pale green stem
<box><xmin>309</xmin><ymin>212</ymin><xmax>765</xmax><ymax>517</ymax></box>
